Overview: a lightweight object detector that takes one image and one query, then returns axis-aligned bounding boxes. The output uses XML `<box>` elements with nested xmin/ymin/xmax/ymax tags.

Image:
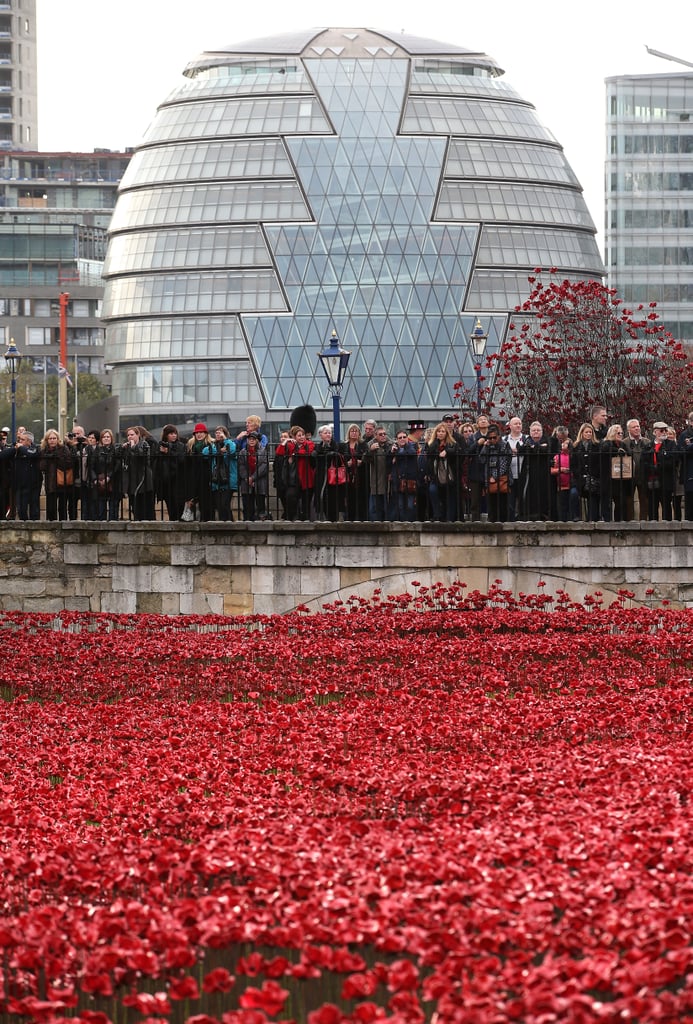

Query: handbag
<box><xmin>583</xmin><ymin>474</ymin><xmax>600</xmax><ymax>495</ymax></box>
<box><xmin>611</xmin><ymin>455</ymin><xmax>633</xmax><ymax>480</ymax></box>
<box><xmin>487</xmin><ymin>474</ymin><xmax>509</xmax><ymax>494</ymax></box>
<box><xmin>399</xmin><ymin>478</ymin><xmax>418</xmax><ymax>494</ymax></box>
<box><xmin>56</xmin><ymin>467</ymin><xmax>74</xmax><ymax>488</ymax></box>
<box><xmin>327</xmin><ymin>463</ymin><xmax>347</xmax><ymax>485</ymax></box>
<box><xmin>96</xmin><ymin>474</ymin><xmax>111</xmax><ymax>496</ymax></box>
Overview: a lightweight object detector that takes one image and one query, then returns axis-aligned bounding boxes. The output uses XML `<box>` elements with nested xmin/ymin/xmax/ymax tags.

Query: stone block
<box><xmin>161</xmin><ymin>592</ymin><xmax>183</xmax><ymax>615</ymax></box>
<box><xmin>150</xmin><ymin>566</ymin><xmax>194</xmax><ymax>594</ymax></box>
<box><xmin>507</xmin><ymin>546</ymin><xmax>567</xmax><ymax>569</ymax></box>
<box><xmin>112</xmin><ymin>565</ymin><xmax>151</xmax><ymax>593</ymax></box>
<box><xmin>287</xmin><ymin>545</ymin><xmax>335</xmax><ymax>567</ymax></box>
<box><xmin>300</xmin><ymin>567</ymin><xmax>340</xmax><ymax>594</ymax></box>
<box><xmin>20</xmin><ymin>598</ymin><xmax>67</xmax><ymax>612</ymax></box>
<box><xmin>253</xmin><ymin>592</ymin><xmax>300</xmax><ymax>615</ymax></box>
<box><xmin>223</xmin><ymin>592</ymin><xmax>254</xmax><ymax>615</ymax></box>
<box><xmin>115</xmin><ymin>543</ymin><xmax>142</xmax><ymax>565</ymax></box>
<box><xmin>384</xmin><ymin>545</ymin><xmax>436</xmax><ymax>568</ymax></box>
<box><xmin>613</xmin><ymin>546</ymin><xmax>669</xmax><ymax>568</ymax></box>
<box><xmin>100</xmin><ymin>591</ymin><xmax>137</xmax><ymax>614</ymax></box>
<box><xmin>335</xmin><ymin>545</ymin><xmax>385</xmax><ymax>567</ymax></box>
<box><xmin>256</xmin><ymin>544</ymin><xmax>286</xmax><ymax>565</ymax></box>
<box><xmin>63</xmin><ymin>544</ymin><xmax>99</xmax><ymax>565</ymax></box>
<box><xmin>197</xmin><ymin>567</ymin><xmax>235</xmax><ymax>594</ymax></box>
<box><xmin>456</xmin><ymin>546</ymin><xmax>509</xmax><ymax>568</ymax></box>
<box><xmin>137</xmin><ymin>592</ymin><xmax>165</xmax><ymax>614</ymax></box>
<box><xmin>339</xmin><ymin>567</ymin><xmax>372</xmax><ymax>589</ymax></box>
<box><xmin>180</xmin><ymin>592</ymin><xmax>225</xmax><ymax>615</ymax></box>
<box><xmin>172</xmin><ymin>545</ymin><xmax>206</xmax><ymax>565</ymax></box>
<box><xmin>206</xmin><ymin>544</ymin><xmax>256</xmax><ymax>567</ymax></box>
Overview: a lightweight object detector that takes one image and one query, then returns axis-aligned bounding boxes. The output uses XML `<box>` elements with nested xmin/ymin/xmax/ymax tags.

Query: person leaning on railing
<box><xmin>602</xmin><ymin>424</ymin><xmax>629</xmax><ymax>522</ymax></box>
<box><xmin>571</xmin><ymin>424</ymin><xmax>602</xmax><ymax>523</ymax></box>
<box><xmin>622</xmin><ymin>419</ymin><xmax>652</xmax><ymax>521</ymax></box>
<box><xmin>202</xmin><ymin>426</ymin><xmax>238</xmax><ymax>522</ymax></box>
<box><xmin>90</xmin><ymin>428</ymin><xmax>121</xmax><ymax>522</ymax></box>
<box><xmin>389</xmin><ymin>429</ymin><xmax>421</xmax><ymax>523</ymax></box>
<box><xmin>313</xmin><ymin>425</ymin><xmax>344</xmax><ymax>523</ymax></box>
<box><xmin>477</xmin><ymin>423</ymin><xmax>512</xmax><ymax>523</ymax></box>
<box><xmin>153</xmin><ymin>425</ymin><xmax>187</xmax><ymax>523</ymax></box>
<box><xmin>339</xmin><ymin>424</ymin><xmax>368</xmax><ymax>522</ymax></box>
<box><xmin>365</xmin><ymin>426</ymin><xmax>392</xmax><ymax>522</ymax></box>
<box><xmin>280</xmin><ymin>425</ymin><xmax>315</xmax><ymax>522</ymax></box>
<box><xmin>549</xmin><ymin>427</ymin><xmax>580</xmax><ymax>523</ymax></box>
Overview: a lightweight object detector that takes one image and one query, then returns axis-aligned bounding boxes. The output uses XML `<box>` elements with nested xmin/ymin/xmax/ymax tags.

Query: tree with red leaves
<box><xmin>455</xmin><ymin>272</ymin><xmax>693</xmax><ymax>435</ymax></box>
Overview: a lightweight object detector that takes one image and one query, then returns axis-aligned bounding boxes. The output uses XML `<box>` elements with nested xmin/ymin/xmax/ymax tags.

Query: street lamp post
<box><xmin>4</xmin><ymin>338</ymin><xmax>21</xmax><ymax>441</ymax></box>
<box><xmin>317</xmin><ymin>329</ymin><xmax>351</xmax><ymax>444</ymax></box>
<box><xmin>470</xmin><ymin>319</ymin><xmax>487</xmax><ymax>413</ymax></box>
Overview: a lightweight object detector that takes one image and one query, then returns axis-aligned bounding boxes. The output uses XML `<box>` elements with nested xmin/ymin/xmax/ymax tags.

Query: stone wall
<box><xmin>0</xmin><ymin>520</ymin><xmax>691</xmax><ymax>614</ymax></box>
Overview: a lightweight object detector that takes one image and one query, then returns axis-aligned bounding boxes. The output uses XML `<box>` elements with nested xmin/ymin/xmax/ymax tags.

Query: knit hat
<box><xmin>193</xmin><ymin>423</ymin><xmax>208</xmax><ymax>433</ymax></box>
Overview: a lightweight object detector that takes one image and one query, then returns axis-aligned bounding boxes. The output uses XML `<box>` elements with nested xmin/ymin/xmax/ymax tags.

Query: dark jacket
<box><xmin>238</xmin><ymin>444</ymin><xmax>269</xmax><ymax>495</ymax></box>
<box><xmin>478</xmin><ymin>438</ymin><xmax>512</xmax><ymax>484</ymax></box>
<box><xmin>642</xmin><ymin>439</ymin><xmax>678</xmax><ymax>492</ymax></box>
<box><xmin>118</xmin><ymin>439</ymin><xmax>153</xmax><ymax>497</ymax></box>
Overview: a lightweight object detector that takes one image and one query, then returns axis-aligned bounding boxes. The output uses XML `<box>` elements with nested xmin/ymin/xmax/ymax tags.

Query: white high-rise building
<box><xmin>0</xmin><ymin>0</ymin><xmax>38</xmax><ymax>150</ymax></box>
<box><xmin>606</xmin><ymin>63</ymin><xmax>693</xmax><ymax>349</ymax></box>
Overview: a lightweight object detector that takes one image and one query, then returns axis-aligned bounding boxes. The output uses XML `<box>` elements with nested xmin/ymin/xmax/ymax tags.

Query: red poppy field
<box><xmin>0</xmin><ymin>583</ymin><xmax>691</xmax><ymax>1024</ymax></box>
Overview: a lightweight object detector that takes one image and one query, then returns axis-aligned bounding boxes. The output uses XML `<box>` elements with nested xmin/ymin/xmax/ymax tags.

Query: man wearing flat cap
<box><xmin>643</xmin><ymin>421</ymin><xmax>677</xmax><ymax>521</ymax></box>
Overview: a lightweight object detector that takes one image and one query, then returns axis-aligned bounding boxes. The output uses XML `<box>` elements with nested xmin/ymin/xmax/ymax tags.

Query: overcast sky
<box><xmin>35</xmin><ymin>0</ymin><xmax>693</xmax><ymax>254</ymax></box>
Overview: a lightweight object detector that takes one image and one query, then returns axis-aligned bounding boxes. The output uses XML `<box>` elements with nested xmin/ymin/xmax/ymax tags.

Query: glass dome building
<box><xmin>102</xmin><ymin>27</ymin><xmax>604</xmax><ymax>431</ymax></box>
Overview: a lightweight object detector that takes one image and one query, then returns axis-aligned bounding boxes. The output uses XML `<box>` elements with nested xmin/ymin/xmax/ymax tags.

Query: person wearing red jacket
<box><xmin>281</xmin><ymin>425</ymin><xmax>315</xmax><ymax>521</ymax></box>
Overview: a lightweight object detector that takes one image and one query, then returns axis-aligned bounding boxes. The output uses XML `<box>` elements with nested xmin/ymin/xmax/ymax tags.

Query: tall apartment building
<box><xmin>0</xmin><ymin>149</ymin><xmax>131</xmax><ymax>373</ymax></box>
<box><xmin>0</xmin><ymin>0</ymin><xmax>37</xmax><ymax>150</ymax></box>
<box><xmin>605</xmin><ymin>65</ymin><xmax>693</xmax><ymax>349</ymax></box>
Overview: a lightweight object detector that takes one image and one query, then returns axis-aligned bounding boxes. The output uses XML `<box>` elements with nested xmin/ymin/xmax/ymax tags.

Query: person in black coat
<box><xmin>6</xmin><ymin>431</ymin><xmax>41</xmax><ymax>520</ymax></box>
<box><xmin>478</xmin><ymin>423</ymin><xmax>512</xmax><ymax>522</ymax></box>
<box><xmin>118</xmin><ymin>426</ymin><xmax>154</xmax><ymax>521</ymax></box>
<box><xmin>643</xmin><ymin>421</ymin><xmax>678</xmax><ymax>521</ymax></box>
<box><xmin>571</xmin><ymin>423</ymin><xmax>602</xmax><ymax>522</ymax></box>
<box><xmin>154</xmin><ymin>424</ymin><xmax>187</xmax><ymax>522</ymax></box>
<box><xmin>523</xmin><ymin>421</ymin><xmax>551</xmax><ymax>520</ymax></box>
<box><xmin>312</xmin><ymin>425</ymin><xmax>344</xmax><ymax>523</ymax></box>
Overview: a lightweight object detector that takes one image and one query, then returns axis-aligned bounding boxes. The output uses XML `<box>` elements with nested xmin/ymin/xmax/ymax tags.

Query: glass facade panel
<box><xmin>478</xmin><ymin>226</ymin><xmax>599</xmax><ymax>268</ymax></box>
<box><xmin>142</xmin><ymin>96</ymin><xmax>331</xmax><ymax>145</ymax></box>
<box><xmin>402</xmin><ymin>96</ymin><xmax>556</xmax><ymax>142</ymax></box>
<box><xmin>446</xmin><ymin>139</ymin><xmax>579</xmax><ymax>185</ymax></box>
<box><xmin>109</xmin><ymin>182</ymin><xmax>310</xmax><ymax>232</ymax></box>
<box><xmin>120</xmin><ymin>138</ymin><xmax>293</xmax><ymax>188</ymax></box>
<box><xmin>437</xmin><ymin>182</ymin><xmax>593</xmax><ymax>228</ymax></box>
<box><xmin>102</xmin><ymin>270</ymin><xmax>286</xmax><ymax>318</ymax></box>
<box><xmin>113</xmin><ymin>361</ymin><xmax>262</xmax><ymax>407</ymax></box>
<box><xmin>106</xmin><ymin>317</ymin><xmax>248</xmax><ymax>361</ymax></box>
<box><xmin>104</xmin><ymin>226</ymin><xmax>270</xmax><ymax>274</ymax></box>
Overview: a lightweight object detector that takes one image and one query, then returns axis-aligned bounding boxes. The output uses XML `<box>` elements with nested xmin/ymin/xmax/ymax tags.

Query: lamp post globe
<box><xmin>317</xmin><ymin>329</ymin><xmax>351</xmax><ymax>444</ymax></box>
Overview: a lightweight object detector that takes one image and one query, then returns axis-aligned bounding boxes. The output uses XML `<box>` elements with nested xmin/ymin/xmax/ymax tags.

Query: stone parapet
<box><xmin>0</xmin><ymin>521</ymin><xmax>690</xmax><ymax>614</ymax></box>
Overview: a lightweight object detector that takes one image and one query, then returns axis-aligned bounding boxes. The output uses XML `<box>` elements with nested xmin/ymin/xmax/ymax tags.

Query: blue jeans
<box><xmin>369</xmin><ymin>493</ymin><xmax>388</xmax><ymax>522</ymax></box>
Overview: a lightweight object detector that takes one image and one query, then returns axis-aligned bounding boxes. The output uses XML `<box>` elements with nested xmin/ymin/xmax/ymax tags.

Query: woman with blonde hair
<box><xmin>39</xmin><ymin>429</ymin><xmax>75</xmax><ymax>521</ymax></box>
<box><xmin>571</xmin><ymin>423</ymin><xmax>602</xmax><ymax>521</ymax></box>
<box><xmin>425</xmin><ymin>421</ymin><xmax>459</xmax><ymax>521</ymax></box>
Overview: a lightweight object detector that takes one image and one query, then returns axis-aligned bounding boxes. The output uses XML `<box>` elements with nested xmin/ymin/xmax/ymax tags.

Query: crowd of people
<box><xmin>1</xmin><ymin>404</ymin><xmax>692</xmax><ymax>524</ymax></box>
